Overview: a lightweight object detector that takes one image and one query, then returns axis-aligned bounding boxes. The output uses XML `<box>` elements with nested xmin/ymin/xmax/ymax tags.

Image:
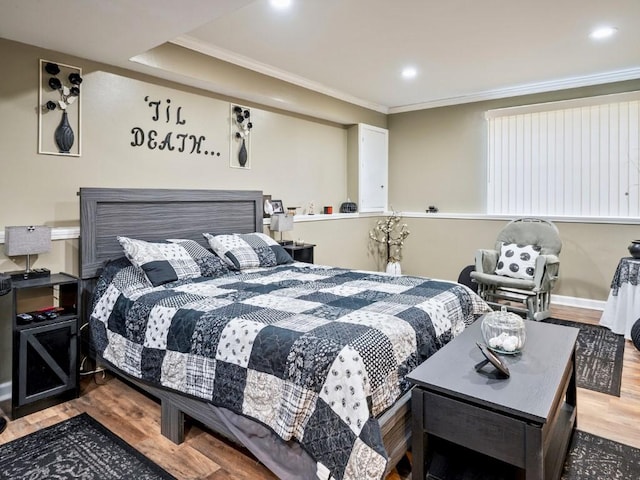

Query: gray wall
<box><xmin>389</xmin><ymin>80</ymin><xmax>640</xmax><ymax>213</ymax></box>
<box><xmin>388</xmin><ymin>80</ymin><xmax>640</xmax><ymax>302</ymax></box>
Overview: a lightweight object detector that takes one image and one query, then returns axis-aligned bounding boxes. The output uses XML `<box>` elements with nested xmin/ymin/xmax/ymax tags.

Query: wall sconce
<box><xmin>270</xmin><ymin>214</ymin><xmax>294</xmax><ymax>245</ymax></box>
<box><xmin>4</xmin><ymin>226</ymin><xmax>52</xmax><ymax>280</ymax></box>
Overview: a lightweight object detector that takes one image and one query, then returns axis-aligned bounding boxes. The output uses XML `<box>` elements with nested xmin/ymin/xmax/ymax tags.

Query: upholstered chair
<box><xmin>470</xmin><ymin>218</ymin><xmax>562</xmax><ymax>320</ymax></box>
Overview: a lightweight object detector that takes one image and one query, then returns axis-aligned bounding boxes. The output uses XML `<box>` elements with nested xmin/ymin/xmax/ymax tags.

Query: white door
<box><xmin>359</xmin><ymin>124</ymin><xmax>388</xmax><ymax>212</ymax></box>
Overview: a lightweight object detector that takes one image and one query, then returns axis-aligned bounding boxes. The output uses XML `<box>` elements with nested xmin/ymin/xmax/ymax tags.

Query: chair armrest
<box><xmin>533</xmin><ymin>254</ymin><xmax>560</xmax><ymax>291</ymax></box>
<box><xmin>475</xmin><ymin>249</ymin><xmax>499</xmax><ymax>274</ymax></box>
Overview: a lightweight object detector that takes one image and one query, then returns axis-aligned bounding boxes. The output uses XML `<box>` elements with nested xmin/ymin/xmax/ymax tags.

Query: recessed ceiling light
<box><xmin>589</xmin><ymin>26</ymin><xmax>618</xmax><ymax>40</ymax></box>
<box><xmin>270</xmin><ymin>0</ymin><xmax>292</xmax><ymax>9</ymax></box>
<box><xmin>402</xmin><ymin>67</ymin><xmax>417</xmax><ymax>79</ymax></box>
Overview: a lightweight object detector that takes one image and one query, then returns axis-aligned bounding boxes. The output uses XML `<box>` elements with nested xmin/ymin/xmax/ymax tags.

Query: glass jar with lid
<box><xmin>481</xmin><ymin>307</ymin><xmax>526</xmax><ymax>354</ymax></box>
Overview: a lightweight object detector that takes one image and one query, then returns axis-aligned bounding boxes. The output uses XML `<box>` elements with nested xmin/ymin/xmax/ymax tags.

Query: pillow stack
<box><xmin>117</xmin><ymin>232</ymin><xmax>294</xmax><ymax>286</ymax></box>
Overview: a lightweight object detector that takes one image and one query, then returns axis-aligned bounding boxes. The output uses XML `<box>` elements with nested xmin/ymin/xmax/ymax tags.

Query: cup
<box><xmin>324</xmin><ymin>206</ymin><xmax>333</xmax><ymax>214</ymax></box>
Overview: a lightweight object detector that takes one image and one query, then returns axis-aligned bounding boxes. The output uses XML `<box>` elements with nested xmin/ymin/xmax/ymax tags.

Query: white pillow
<box><xmin>495</xmin><ymin>243</ymin><xmax>541</xmax><ymax>280</ymax></box>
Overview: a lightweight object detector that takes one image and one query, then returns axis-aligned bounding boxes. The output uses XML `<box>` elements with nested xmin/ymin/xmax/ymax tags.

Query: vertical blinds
<box><xmin>487</xmin><ymin>91</ymin><xmax>640</xmax><ymax>217</ymax></box>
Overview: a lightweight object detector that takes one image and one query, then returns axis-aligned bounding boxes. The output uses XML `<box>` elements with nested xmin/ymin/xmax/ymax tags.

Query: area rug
<box><xmin>542</xmin><ymin>318</ymin><xmax>625</xmax><ymax>396</ymax></box>
<box><xmin>0</xmin><ymin>413</ymin><xmax>176</xmax><ymax>480</ymax></box>
<box><xmin>426</xmin><ymin>430</ymin><xmax>640</xmax><ymax>480</ymax></box>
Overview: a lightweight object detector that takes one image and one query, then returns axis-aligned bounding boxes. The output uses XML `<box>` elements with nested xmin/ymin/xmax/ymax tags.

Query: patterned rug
<box><xmin>542</xmin><ymin>318</ymin><xmax>625</xmax><ymax>396</ymax></box>
<box><xmin>426</xmin><ymin>430</ymin><xmax>640</xmax><ymax>480</ymax></box>
<box><xmin>0</xmin><ymin>414</ymin><xmax>176</xmax><ymax>480</ymax></box>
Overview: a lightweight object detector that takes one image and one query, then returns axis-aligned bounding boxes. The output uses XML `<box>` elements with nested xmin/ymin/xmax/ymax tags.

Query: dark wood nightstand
<box><xmin>283</xmin><ymin>243</ymin><xmax>315</xmax><ymax>264</ymax></box>
<box><xmin>407</xmin><ymin>319</ymin><xmax>578</xmax><ymax>480</ymax></box>
<box><xmin>4</xmin><ymin>273</ymin><xmax>80</xmax><ymax>419</ymax></box>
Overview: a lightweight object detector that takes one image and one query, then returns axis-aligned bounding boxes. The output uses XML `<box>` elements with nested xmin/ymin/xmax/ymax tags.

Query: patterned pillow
<box><xmin>167</xmin><ymin>239</ymin><xmax>232</xmax><ymax>279</ymax></box>
<box><xmin>495</xmin><ymin>243</ymin><xmax>541</xmax><ymax>280</ymax></box>
<box><xmin>203</xmin><ymin>232</ymin><xmax>293</xmax><ymax>270</ymax></box>
<box><xmin>117</xmin><ymin>237</ymin><xmax>228</xmax><ymax>286</ymax></box>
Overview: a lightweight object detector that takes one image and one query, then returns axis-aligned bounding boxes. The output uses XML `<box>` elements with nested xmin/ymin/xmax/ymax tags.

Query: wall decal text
<box><xmin>130</xmin><ymin>96</ymin><xmax>222</xmax><ymax>157</ymax></box>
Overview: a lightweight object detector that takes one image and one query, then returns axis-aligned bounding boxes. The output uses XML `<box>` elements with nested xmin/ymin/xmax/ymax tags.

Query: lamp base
<box><xmin>8</xmin><ymin>268</ymin><xmax>51</xmax><ymax>281</ymax></box>
<box><xmin>278</xmin><ymin>240</ymin><xmax>294</xmax><ymax>246</ymax></box>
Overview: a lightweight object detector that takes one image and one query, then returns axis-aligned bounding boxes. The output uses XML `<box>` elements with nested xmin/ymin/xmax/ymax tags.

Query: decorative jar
<box><xmin>628</xmin><ymin>240</ymin><xmax>640</xmax><ymax>259</ymax></box>
<box><xmin>481</xmin><ymin>307</ymin><xmax>526</xmax><ymax>354</ymax></box>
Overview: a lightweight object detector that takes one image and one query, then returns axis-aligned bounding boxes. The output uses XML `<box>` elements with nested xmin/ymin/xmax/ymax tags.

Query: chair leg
<box><xmin>530</xmin><ymin>291</ymin><xmax>551</xmax><ymax>321</ymax></box>
<box><xmin>525</xmin><ymin>296</ymin><xmax>534</xmax><ymax>320</ymax></box>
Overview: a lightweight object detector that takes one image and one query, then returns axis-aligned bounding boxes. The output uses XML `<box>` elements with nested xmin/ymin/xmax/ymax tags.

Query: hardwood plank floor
<box><xmin>1</xmin><ymin>306</ymin><xmax>638</xmax><ymax>480</ymax></box>
<box><xmin>550</xmin><ymin>305</ymin><xmax>640</xmax><ymax>451</ymax></box>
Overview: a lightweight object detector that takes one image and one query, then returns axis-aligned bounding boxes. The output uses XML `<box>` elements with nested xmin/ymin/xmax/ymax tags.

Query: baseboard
<box><xmin>0</xmin><ymin>381</ymin><xmax>11</xmax><ymax>403</ymax></box>
<box><xmin>552</xmin><ymin>294</ymin><xmax>605</xmax><ymax>311</ymax></box>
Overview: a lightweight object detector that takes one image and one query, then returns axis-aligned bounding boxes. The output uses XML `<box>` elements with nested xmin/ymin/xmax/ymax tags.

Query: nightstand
<box><xmin>283</xmin><ymin>243</ymin><xmax>315</xmax><ymax>264</ymax></box>
<box><xmin>5</xmin><ymin>273</ymin><xmax>80</xmax><ymax>419</ymax></box>
<box><xmin>407</xmin><ymin>319</ymin><xmax>577</xmax><ymax>480</ymax></box>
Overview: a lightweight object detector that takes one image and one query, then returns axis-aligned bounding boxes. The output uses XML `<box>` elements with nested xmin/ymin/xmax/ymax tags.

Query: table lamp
<box><xmin>270</xmin><ymin>214</ymin><xmax>294</xmax><ymax>245</ymax></box>
<box><xmin>4</xmin><ymin>226</ymin><xmax>52</xmax><ymax>280</ymax></box>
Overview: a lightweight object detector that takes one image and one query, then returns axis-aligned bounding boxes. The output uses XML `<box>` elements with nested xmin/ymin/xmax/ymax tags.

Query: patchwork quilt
<box><xmin>90</xmin><ymin>259</ymin><xmax>490</xmax><ymax>480</ymax></box>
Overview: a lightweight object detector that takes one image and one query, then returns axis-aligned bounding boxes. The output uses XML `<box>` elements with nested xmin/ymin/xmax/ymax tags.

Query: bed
<box><xmin>78</xmin><ymin>187</ymin><xmax>490</xmax><ymax>480</ymax></box>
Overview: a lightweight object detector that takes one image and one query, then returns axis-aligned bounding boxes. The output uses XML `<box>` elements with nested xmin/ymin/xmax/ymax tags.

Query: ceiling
<box><xmin>2</xmin><ymin>0</ymin><xmax>639</xmax><ymax>114</ymax></box>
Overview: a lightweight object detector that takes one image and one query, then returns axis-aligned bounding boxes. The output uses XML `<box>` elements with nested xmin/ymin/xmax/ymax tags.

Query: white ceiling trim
<box><xmin>389</xmin><ymin>67</ymin><xmax>640</xmax><ymax>114</ymax></box>
<box><xmin>169</xmin><ymin>35</ymin><xmax>640</xmax><ymax>115</ymax></box>
<box><xmin>172</xmin><ymin>35</ymin><xmax>389</xmax><ymax>114</ymax></box>
<box><xmin>129</xmin><ymin>55</ymin><xmax>365</xmax><ymax>125</ymax></box>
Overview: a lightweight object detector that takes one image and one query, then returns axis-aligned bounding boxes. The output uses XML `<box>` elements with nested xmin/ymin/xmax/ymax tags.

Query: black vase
<box><xmin>238</xmin><ymin>138</ymin><xmax>248</xmax><ymax>167</ymax></box>
<box><xmin>55</xmin><ymin>111</ymin><xmax>74</xmax><ymax>153</ymax></box>
<box><xmin>628</xmin><ymin>240</ymin><xmax>640</xmax><ymax>259</ymax></box>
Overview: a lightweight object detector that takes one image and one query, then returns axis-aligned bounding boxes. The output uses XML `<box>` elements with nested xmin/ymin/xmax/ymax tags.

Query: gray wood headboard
<box><xmin>78</xmin><ymin>188</ymin><xmax>263</xmax><ymax>280</ymax></box>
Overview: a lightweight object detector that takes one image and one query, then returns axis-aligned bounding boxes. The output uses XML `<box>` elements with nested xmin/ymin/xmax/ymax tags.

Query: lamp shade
<box><xmin>4</xmin><ymin>226</ymin><xmax>52</xmax><ymax>256</ymax></box>
<box><xmin>270</xmin><ymin>214</ymin><xmax>293</xmax><ymax>232</ymax></box>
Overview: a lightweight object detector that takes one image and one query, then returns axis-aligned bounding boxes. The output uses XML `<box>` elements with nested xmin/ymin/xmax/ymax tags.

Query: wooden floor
<box><xmin>1</xmin><ymin>306</ymin><xmax>639</xmax><ymax>480</ymax></box>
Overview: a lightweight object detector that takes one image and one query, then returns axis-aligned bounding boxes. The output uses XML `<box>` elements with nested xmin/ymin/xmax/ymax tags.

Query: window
<box><xmin>486</xmin><ymin>91</ymin><xmax>640</xmax><ymax>218</ymax></box>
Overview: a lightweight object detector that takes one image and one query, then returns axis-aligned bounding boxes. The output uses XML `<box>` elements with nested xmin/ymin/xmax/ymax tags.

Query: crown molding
<box><xmin>166</xmin><ymin>37</ymin><xmax>640</xmax><ymax>116</ymax></box>
<box><xmin>171</xmin><ymin>36</ymin><xmax>389</xmax><ymax>114</ymax></box>
<box><xmin>389</xmin><ymin>67</ymin><xmax>640</xmax><ymax>114</ymax></box>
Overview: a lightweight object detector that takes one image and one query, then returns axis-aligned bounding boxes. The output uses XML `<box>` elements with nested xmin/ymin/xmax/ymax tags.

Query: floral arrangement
<box><xmin>42</xmin><ymin>62</ymin><xmax>82</xmax><ymax>112</ymax></box>
<box><xmin>232</xmin><ymin>105</ymin><xmax>253</xmax><ymax>167</ymax></box>
<box><xmin>233</xmin><ymin>105</ymin><xmax>253</xmax><ymax>139</ymax></box>
<box><xmin>369</xmin><ymin>212</ymin><xmax>410</xmax><ymax>263</ymax></box>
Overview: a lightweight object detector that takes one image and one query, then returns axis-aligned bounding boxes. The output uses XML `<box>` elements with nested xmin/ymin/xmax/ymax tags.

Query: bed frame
<box><xmin>78</xmin><ymin>187</ymin><xmax>411</xmax><ymax>474</ymax></box>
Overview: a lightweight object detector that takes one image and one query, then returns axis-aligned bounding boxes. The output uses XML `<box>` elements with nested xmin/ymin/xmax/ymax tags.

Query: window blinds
<box><xmin>486</xmin><ymin>91</ymin><xmax>640</xmax><ymax>218</ymax></box>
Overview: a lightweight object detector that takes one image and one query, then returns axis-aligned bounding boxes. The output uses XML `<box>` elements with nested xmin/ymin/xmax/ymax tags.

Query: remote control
<box><xmin>17</xmin><ymin>313</ymin><xmax>33</xmax><ymax>323</ymax></box>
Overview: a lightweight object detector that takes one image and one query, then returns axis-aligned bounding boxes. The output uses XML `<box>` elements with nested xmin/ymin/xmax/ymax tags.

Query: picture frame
<box><xmin>263</xmin><ymin>195</ymin><xmax>272</xmax><ymax>218</ymax></box>
<box><xmin>271</xmin><ymin>200</ymin><xmax>285</xmax><ymax>214</ymax></box>
<box><xmin>38</xmin><ymin>59</ymin><xmax>82</xmax><ymax>156</ymax></box>
<box><xmin>475</xmin><ymin>342</ymin><xmax>510</xmax><ymax>378</ymax></box>
<box><xmin>229</xmin><ymin>103</ymin><xmax>252</xmax><ymax>169</ymax></box>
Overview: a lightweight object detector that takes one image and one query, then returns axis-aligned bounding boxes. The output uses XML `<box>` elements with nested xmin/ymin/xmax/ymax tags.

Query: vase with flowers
<box><xmin>42</xmin><ymin>62</ymin><xmax>82</xmax><ymax>154</ymax></box>
<box><xmin>232</xmin><ymin>105</ymin><xmax>253</xmax><ymax>167</ymax></box>
<box><xmin>369</xmin><ymin>212</ymin><xmax>410</xmax><ymax>275</ymax></box>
